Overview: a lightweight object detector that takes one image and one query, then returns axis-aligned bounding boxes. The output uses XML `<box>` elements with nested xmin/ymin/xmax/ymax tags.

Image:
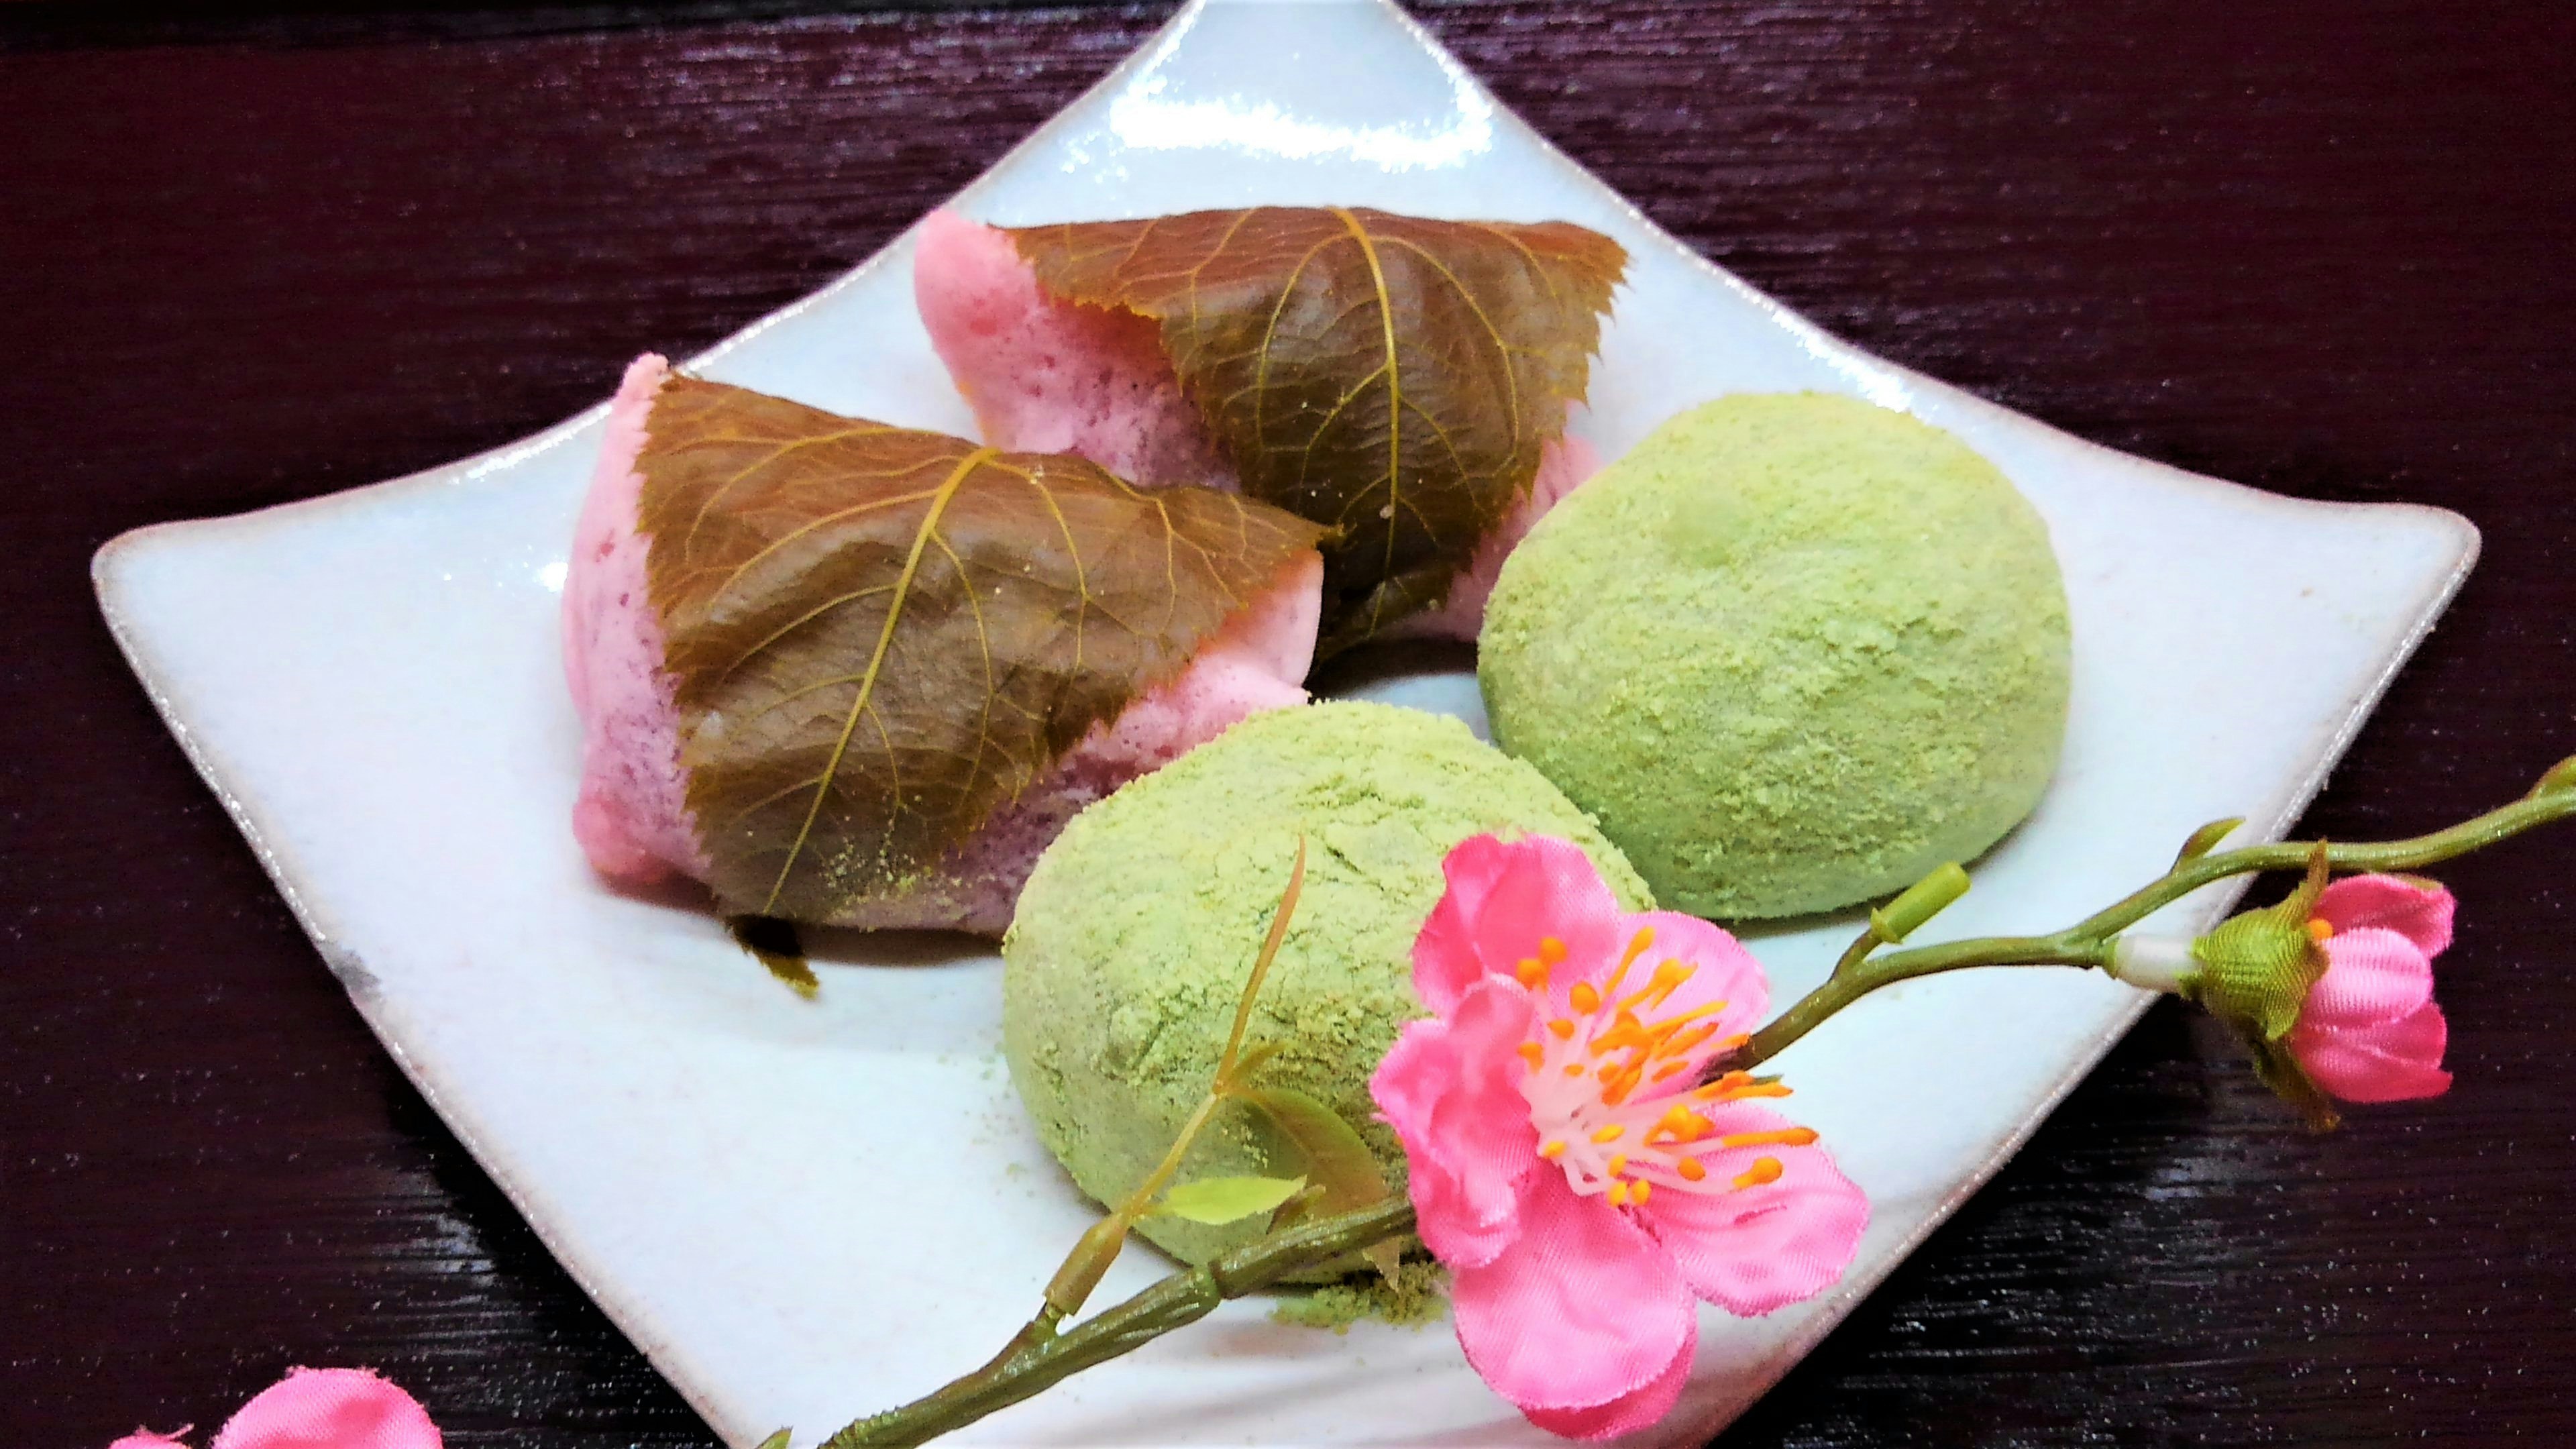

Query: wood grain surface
<box><xmin>4</xmin><ymin>2</ymin><xmax>2571</xmax><ymax>1445</ymax></box>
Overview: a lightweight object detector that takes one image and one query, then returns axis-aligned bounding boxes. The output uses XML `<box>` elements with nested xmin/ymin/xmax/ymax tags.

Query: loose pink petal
<box><xmin>2292</xmin><ymin>1000</ymin><xmax>2453</xmax><ymax>1104</ymax></box>
<box><xmin>210</xmin><ymin>1368</ymin><xmax>440</xmax><ymax>1449</ymax></box>
<box><xmin>1413</xmin><ymin>835</ymin><xmax>1623</xmax><ymax>1016</ymax></box>
<box><xmin>2300</xmin><ymin>928</ymin><xmax>2436</xmax><ymax>1031</ymax></box>
<box><xmin>1519</xmin><ymin>1334</ymin><xmax>1692</xmax><ymax>1442</ymax></box>
<box><xmin>1638</xmin><ymin>1107</ymin><xmax>1870</xmax><ymax>1317</ymax></box>
<box><xmin>2314</xmin><ymin>875</ymin><xmax>2455</xmax><ymax>956</ymax></box>
<box><xmin>1371</xmin><ymin>983</ymin><xmax>1542</xmax><ymax>1270</ymax></box>
<box><xmin>1448</xmin><ymin>1175</ymin><xmax>1697</xmax><ymax>1431</ymax></box>
<box><xmin>109</xmin><ymin>1433</ymin><xmax>191</xmax><ymax>1448</ymax></box>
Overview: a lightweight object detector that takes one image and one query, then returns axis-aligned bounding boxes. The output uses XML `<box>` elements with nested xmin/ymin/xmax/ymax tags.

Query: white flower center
<box><xmin>1512</xmin><ymin>927</ymin><xmax>1811</xmax><ymax>1208</ymax></box>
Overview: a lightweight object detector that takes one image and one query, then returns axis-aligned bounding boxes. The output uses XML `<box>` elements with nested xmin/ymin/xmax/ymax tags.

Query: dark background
<box><xmin>5</xmin><ymin>1</ymin><xmax>2571</xmax><ymax>1444</ymax></box>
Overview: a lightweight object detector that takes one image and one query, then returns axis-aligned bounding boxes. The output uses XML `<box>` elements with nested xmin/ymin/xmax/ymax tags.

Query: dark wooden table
<box><xmin>6</xmin><ymin>2</ymin><xmax>2571</xmax><ymax>1444</ymax></box>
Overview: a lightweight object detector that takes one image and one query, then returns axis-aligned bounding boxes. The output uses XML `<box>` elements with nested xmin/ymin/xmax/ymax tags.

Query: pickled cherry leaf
<box><xmin>1009</xmin><ymin>207</ymin><xmax>1625</xmax><ymax>651</ymax></box>
<box><xmin>637</xmin><ymin>376</ymin><xmax>1325</xmax><ymax>924</ymax></box>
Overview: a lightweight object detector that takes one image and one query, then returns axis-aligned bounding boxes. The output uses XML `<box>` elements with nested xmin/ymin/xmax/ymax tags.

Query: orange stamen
<box><xmin>1697</xmin><ymin>1073</ymin><xmax>1792</xmax><ymax>1102</ymax></box>
<box><xmin>1607</xmin><ymin>1181</ymin><xmax>1632</xmax><ymax>1207</ymax></box>
<box><xmin>1605</xmin><ymin>1152</ymin><xmax>1629</xmax><ymax>1177</ymax></box>
<box><xmin>1539</xmin><ymin>936</ymin><xmax>1568</xmax><ymax>965</ymax></box>
<box><xmin>1630</xmin><ymin>1179</ymin><xmax>1653</xmax><ymax>1205</ymax></box>
<box><xmin>1568</xmin><ymin>981</ymin><xmax>1602</xmax><ymax>1014</ymax></box>
<box><xmin>1617</xmin><ymin>959</ymin><xmax>1697</xmax><ymax>1014</ymax></box>
<box><xmin>1660</xmin><ymin>1022</ymin><xmax>1722</xmax><ymax>1059</ymax></box>
<box><xmin>1695</xmin><ymin>1072</ymin><xmax>1751</xmax><ymax>1100</ymax></box>
<box><xmin>1732</xmin><ymin>1157</ymin><xmax>1784</xmax><ymax>1190</ymax></box>
<box><xmin>1598</xmin><ymin>959</ymin><xmax>1634</xmax><ymax>1006</ymax></box>
<box><xmin>1591</xmin><ymin>1011</ymin><xmax>1649</xmax><ymax>1055</ymax></box>
<box><xmin>1591</xmin><ymin>1124</ymin><xmax>1625</xmax><ymax>1144</ymax></box>
<box><xmin>1548</xmin><ymin>1018</ymin><xmax>1576</xmax><ymax>1040</ymax></box>
<box><xmin>1515</xmin><ymin>957</ymin><xmax>1550</xmax><ymax>989</ymax></box>
<box><xmin>1620</xmin><ymin>926</ymin><xmax>1656</xmax><ymax>969</ymax></box>
<box><xmin>2306</xmin><ymin>918</ymin><xmax>2335</xmax><ymax>943</ymax></box>
<box><xmin>1538</xmin><ymin>1139</ymin><xmax>1568</xmax><ymax>1159</ymax></box>
<box><xmin>1517</xmin><ymin>1042</ymin><xmax>1546</xmax><ymax>1071</ymax></box>
<box><xmin>1675</xmin><ymin>1157</ymin><xmax>1708</xmax><ymax>1182</ymax></box>
<box><xmin>1719</xmin><ymin>1128</ymin><xmax>1819</xmax><ymax>1150</ymax></box>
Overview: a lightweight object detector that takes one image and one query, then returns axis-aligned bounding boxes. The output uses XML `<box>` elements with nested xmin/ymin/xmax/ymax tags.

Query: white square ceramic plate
<box><xmin>95</xmin><ymin>1</ymin><xmax>2478</xmax><ymax>1444</ymax></box>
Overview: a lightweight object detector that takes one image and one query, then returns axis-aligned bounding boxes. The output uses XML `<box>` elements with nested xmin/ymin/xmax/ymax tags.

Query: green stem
<box><xmin>2064</xmin><ymin>787</ymin><xmax>2574</xmax><ymax>943</ymax></box>
<box><xmin>816</xmin><ymin>759</ymin><xmax>2574</xmax><ymax>1448</ymax></box>
<box><xmin>820</xmin><ymin>1198</ymin><xmax>1417</xmax><ymax>1448</ymax></box>
<box><xmin>1719</xmin><ymin>774</ymin><xmax>2576</xmax><ymax>1073</ymax></box>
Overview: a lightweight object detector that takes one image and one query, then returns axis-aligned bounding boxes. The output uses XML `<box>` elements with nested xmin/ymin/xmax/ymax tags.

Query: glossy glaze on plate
<box><xmin>92</xmin><ymin>1</ymin><xmax>2476</xmax><ymax>1444</ymax></box>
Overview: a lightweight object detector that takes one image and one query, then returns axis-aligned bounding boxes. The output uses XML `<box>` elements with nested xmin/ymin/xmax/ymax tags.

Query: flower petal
<box><xmin>2291</xmin><ymin>999</ymin><xmax>2453</xmax><ymax>1104</ymax></box>
<box><xmin>1449</xmin><ymin>1174</ymin><xmax>1697</xmax><ymax>1429</ymax></box>
<box><xmin>2314</xmin><ymin>875</ymin><xmax>2454</xmax><ymax>957</ymax></box>
<box><xmin>1370</xmin><ymin>982</ymin><xmax>1541</xmax><ymax>1269</ymax></box>
<box><xmin>2301</xmin><ymin>927</ymin><xmax>2435</xmax><ymax>1031</ymax></box>
<box><xmin>1413</xmin><ymin>834</ymin><xmax>1623</xmax><ymax>1016</ymax></box>
<box><xmin>1637</xmin><ymin>1106</ymin><xmax>1869</xmax><ymax>1316</ymax></box>
<box><xmin>210</xmin><ymin>1368</ymin><xmax>441</xmax><ymax>1449</ymax></box>
<box><xmin>1520</xmin><ymin>1337</ymin><xmax>1692</xmax><ymax>1442</ymax></box>
<box><xmin>109</xmin><ymin>1434</ymin><xmax>191</xmax><ymax>1449</ymax></box>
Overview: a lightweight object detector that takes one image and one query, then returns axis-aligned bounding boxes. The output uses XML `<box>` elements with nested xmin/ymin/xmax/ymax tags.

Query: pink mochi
<box><xmin>912</xmin><ymin>207</ymin><xmax>1601</xmax><ymax>639</ymax></box>
<box><xmin>562</xmin><ymin>352</ymin><xmax>1324</xmax><ymax>936</ymax></box>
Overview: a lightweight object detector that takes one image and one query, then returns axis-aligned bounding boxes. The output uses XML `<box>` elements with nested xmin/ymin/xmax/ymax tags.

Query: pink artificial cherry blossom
<box><xmin>2286</xmin><ymin>874</ymin><xmax>2455</xmax><ymax>1102</ymax></box>
<box><xmin>111</xmin><ymin>1367</ymin><xmax>440</xmax><ymax>1449</ymax></box>
<box><xmin>1370</xmin><ymin>834</ymin><xmax>1869</xmax><ymax>1440</ymax></box>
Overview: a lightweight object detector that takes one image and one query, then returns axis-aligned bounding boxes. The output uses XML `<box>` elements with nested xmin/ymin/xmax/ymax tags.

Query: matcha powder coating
<box><xmin>1002</xmin><ymin>702</ymin><xmax>1650</xmax><ymax>1265</ymax></box>
<box><xmin>1480</xmin><ymin>393</ymin><xmax>2072</xmax><ymax>920</ymax></box>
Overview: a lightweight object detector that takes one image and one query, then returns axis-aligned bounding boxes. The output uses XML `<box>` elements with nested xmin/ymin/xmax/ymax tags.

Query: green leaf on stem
<box><xmin>755</xmin><ymin>1432</ymin><xmax>792</xmax><ymax>1449</ymax></box>
<box><xmin>2536</xmin><ymin>755</ymin><xmax>2576</xmax><ymax>797</ymax></box>
<box><xmin>1236</xmin><ymin>1085</ymin><xmax>1400</xmax><ymax>1279</ymax></box>
<box><xmin>1150</xmin><ymin>1175</ymin><xmax>1308</xmax><ymax>1226</ymax></box>
<box><xmin>2251</xmin><ymin>1036</ymin><xmax>2343</xmax><ymax>1132</ymax></box>
<box><xmin>2174</xmin><ymin>816</ymin><xmax>2245</xmax><ymax>868</ymax></box>
<box><xmin>1216</xmin><ymin>839</ymin><xmax>1306</xmax><ymax>1091</ymax></box>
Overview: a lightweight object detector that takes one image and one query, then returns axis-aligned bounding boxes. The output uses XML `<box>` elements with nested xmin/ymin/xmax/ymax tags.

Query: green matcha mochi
<box><xmin>1002</xmin><ymin>701</ymin><xmax>1650</xmax><ymax>1264</ymax></box>
<box><xmin>1479</xmin><ymin>392</ymin><xmax>2071</xmax><ymax>920</ymax></box>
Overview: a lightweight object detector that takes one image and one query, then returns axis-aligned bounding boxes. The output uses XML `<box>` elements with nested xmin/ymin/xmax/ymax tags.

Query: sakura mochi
<box><xmin>564</xmin><ymin>354</ymin><xmax>1326</xmax><ymax>936</ymax></box>
<box><xmin>912</xmin><ymin>207</ymin><xmax>1621</xmax><ymax>647</ymax></box>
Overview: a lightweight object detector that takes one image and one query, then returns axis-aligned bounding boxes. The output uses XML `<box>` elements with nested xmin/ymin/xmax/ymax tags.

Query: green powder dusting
<box><xmin>1002</xmin><ymin>702</ymin><xmax>1650</xmax><ymax>1264</ymax></box>
<box><xmin>1480</xmin><ymin>392</ymin><xmax>2072</xmax><ymax>919</ymax></box>
<box><xmin>1271</xmin><ymin>1258</ymin><xmax>1451</xmax><ymax>1333</ymax></box>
